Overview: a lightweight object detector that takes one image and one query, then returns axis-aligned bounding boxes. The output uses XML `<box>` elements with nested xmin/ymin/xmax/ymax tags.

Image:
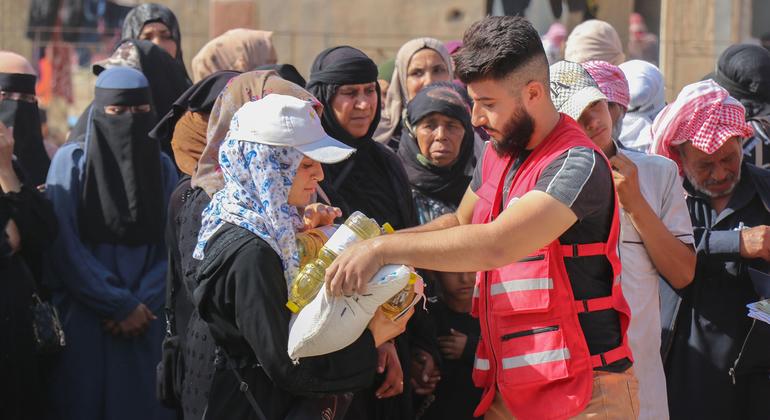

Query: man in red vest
<box><xmin>325</xmin><ymin>16</ymin><xmax>639</xmax><ymax>419</ymax></box>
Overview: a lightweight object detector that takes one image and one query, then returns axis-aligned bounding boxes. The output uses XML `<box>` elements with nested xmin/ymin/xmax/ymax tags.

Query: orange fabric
<box><xmin>171</xmin><ymin>111</ymin><xmax>209</xmax><ymax>176</ymax></box>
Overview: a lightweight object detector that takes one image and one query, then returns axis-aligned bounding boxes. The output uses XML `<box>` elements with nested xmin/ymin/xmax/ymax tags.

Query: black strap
<box><xmin>220</xmin><ymin>347</ymin><xmax>268</xmax><ymax>420</ymax></box>
<box><xmin>164</xmin><ymin>250</ymin><xmax>177</xmax><ymax>337</ymax></box>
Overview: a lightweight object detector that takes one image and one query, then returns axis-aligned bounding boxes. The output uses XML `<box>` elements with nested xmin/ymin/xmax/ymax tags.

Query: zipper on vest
<box><xmin>483</xmin><ymin>271</ymin><xmax>499</xmax><ymax>384</ymax></box>
<box><xmin>501</xmin><ymin>325</ymin><xmax>559</xmax><ymax>342</ymax></box>
<box><xmin>517</xmin><ymin>254</ymin><xmax>545</xmax><ymax>262</ymax></box>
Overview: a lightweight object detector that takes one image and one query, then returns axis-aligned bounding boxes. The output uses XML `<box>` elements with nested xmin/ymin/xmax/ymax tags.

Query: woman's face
<box><xmin>330</xmin><ymin>82</ymin><xmax>378</xmax><ymax>139</ymax></box>
<box><xmin>414</xmin><ymin>112</ymin><xmax>465</xmax><ymax>167</ymax></box>
<box><xmin>139</xmin><ymin>22</ymin><xmax>178</xmax><ymax>59</ymax></box>
<box><xmin>287</xmin><ymin>157</ymin><xmax>324</xmax><ymax>207</ymax></box>
<box><xmin>405</xmin><ymin>49</ymin><xmax>450</xmax><ymax>100</ymax></box>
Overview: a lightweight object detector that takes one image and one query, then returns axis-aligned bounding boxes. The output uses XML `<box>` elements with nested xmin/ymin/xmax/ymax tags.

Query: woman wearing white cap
<box><xmin>192</xmin><ymin>94</ymin><xmax>410</xmax><ymax>420</ymax></box>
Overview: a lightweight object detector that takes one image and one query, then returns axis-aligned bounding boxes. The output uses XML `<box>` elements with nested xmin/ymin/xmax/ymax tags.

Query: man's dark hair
<box><xmin>454</xmin><ymin>16</ymin><xmax>548</xmax><ymax>84</ymax></box>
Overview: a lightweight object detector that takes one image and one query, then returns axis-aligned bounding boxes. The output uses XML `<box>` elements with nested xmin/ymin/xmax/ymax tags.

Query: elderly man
<box><xmin>652</xmin><ymin>79</ymin><xmax>770</xmax><ymax>420</ymax></box>
<box><xmin>0</xmin><ymin>51</ymin><xmax>50</xmax><ymax>187</ymax></box>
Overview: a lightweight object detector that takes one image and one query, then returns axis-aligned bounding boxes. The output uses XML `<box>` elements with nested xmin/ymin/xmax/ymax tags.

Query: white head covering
<box><xmin>618</xmin><ymin>60</ymin><xmax>666</xmax><ymax>151</ymax></box>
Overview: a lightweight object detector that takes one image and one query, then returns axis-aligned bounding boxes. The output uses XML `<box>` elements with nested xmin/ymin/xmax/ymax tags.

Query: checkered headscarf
<box><xmin>581</xmin><ymin>60</ymin><xmax>630</xmax><ymax>110</ymax></box>
<box><xmin>650</xmin><ymin>79</ymin><xmax>753</xmax><ymax>170</ymax></box>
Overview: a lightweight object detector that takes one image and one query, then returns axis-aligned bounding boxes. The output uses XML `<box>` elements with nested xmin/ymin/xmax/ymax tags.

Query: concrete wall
<box><xmin>209</xmin><ymin>0</ymin><xmax>486</xmax><ymax>78</ymax></box>
<box><xmin>659</xmin><ymin>0</ymin><xmax>753</xmax><ymax>101</ymax></box>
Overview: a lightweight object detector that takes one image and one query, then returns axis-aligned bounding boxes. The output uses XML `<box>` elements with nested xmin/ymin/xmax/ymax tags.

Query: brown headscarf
<box><xmin>564</xmin><ymin>20</ymin><xmax>626</xmax><ymax>66</ymax></box>
<box><xmin>191</xmin><ymin>29</ymin><xmax>277</xmax><ymax>83</ymax></box>
<box><xmin>171</xmin><ymin>111</ymin><xmax>208</xmax><ymax>176</ymax></box>
<box><xmin>373</xmin><ymin>37</ymin><xmax>453</xmax><ymax>144</ymax></box>
<box><xmin>191</xmin><ymin>70</ymin><xmax>320</xmax><ymax>196</ymax></box>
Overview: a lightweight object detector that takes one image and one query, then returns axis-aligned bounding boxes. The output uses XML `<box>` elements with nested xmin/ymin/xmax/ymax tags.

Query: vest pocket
<box><xmin>490</xmin><ymin>253</ymin><xmax>552</xmax><ymax>314</ymax></box>
<box><xmin>498</xmin><ymin>321</ymin><xmax>570</xmax><ymax>387</ymax></box>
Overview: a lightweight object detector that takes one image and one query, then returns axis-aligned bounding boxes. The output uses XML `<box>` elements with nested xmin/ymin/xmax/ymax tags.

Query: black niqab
<box><xmin>0</xmin><ymin>73</ymin><xmax>50</xmax><ymax>186</ymax></box>
<box><xmin>121</xmin><ymin>3</ymin><xmax>184</xmax><ymax>63</ymax></box>
<box><xmin>397</xmin><ymin>82</ymin><xmax>476</xmax><ymax>206</ymax></box>
<box><xmin>714</xmin><ymin>44</ymin><xmax>770</xmax><ymax>119</ymax></box>
<box><xmin>80</xmin><ymin>67</ymin><xmax>164</xmax><ymax>245</ymax></box>
<box><xmin>149</xmin><ymin>70</ymin><xmax>239</xmax><ymax>143</ymax></box>
<box><xmin>307</xmin><ymin>46</ymin><xmax>416</xmax><ymax>229</ymax></box>
<box><xmin>80</xmin><ymin>39</ymin><xmax>191</xmax><ymax>161</ymax></box>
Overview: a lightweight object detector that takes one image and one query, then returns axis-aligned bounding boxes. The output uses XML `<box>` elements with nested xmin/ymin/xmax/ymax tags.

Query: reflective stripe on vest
<box><xmin>475</xmin><ymin>357</ymin><xmax>491</xmax><ymax>371</ymax></box>
<box><xmin>501</xmin><ymin>348</ymin><xmax>571</xmax><ymax>370</ymax></box>
<box><xmin>489</xmin><ymin>278</ymin><xmax>553</xmax><ymax>296</ymax></box>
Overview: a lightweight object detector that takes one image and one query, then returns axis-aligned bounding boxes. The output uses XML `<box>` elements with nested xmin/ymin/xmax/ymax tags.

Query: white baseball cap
<box><xmin>228</xmin><ymin>94</ymin><xmax>355</xmax><ymax>164</ymax></box>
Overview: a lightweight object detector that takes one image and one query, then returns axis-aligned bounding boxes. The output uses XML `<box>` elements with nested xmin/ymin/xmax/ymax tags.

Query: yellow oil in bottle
<box><xmin>381</xmin><ymin>273</ymin><xmax>418</xmax><ymax>320</ymax></box>
<box><xmin>287</xmin><ymin>211</ymin><xmax>383</xmax><ymax>313</ymax></box>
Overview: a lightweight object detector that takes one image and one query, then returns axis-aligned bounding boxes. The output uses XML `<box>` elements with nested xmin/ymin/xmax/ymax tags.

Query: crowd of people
<box><xmin>2</xmin><ymin>3</ymin><xmax>770</xmax><ymax>420</ymax></box>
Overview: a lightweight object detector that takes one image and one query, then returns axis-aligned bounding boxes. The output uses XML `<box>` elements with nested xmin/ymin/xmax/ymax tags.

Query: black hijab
<box><xmin>0</xmin><ymin>73</ymin><xmax>50</xmax><ymax>186</ymax></box>
<box><xmin>76</xmin><ymin>39</ymin><xmax>192</xmax><ymax>161</ymax></box>
<box><xmin>714</xmin><ymin>44</ymin><xmax>770</xmax><ymax>120</ymax></box>
<box><xmin>79</xmin><ymin>67</ymin><xmax>164</xmax><ymax>245</ymax></box>
<box><xmin>255</xmin><ymin>64</ymin><xmax>306</xmax><ymax>88</ymax></box>
<box><xmin>307</xmin><ymin>46</ymin><xmax>416</xmax><ymax>229</ymax></box>
<box><xmin>398</xmin><ymin>82</ymin><xmax>476</xmax><ymax>206</ymax></box>
<box><xmin>121</xmin><ymin>3</ymin><xmax>184</xmax><ymax>64</ymax></box>
<box><xmin>149</xmin><ymin>70</ymin><xmax>240</xmax><ymax>143</ymax></box>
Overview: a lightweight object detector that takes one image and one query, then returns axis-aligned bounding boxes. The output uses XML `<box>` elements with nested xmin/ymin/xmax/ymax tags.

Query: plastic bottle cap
<box><xmin>408</xmin><ymin>273</ymin><xmax>417</xmax><ymax>284</ymax></box>
<box><xmin>286</xmin><ymin>301</ymin><xmax>300</xmax><ymax>313</ymax></box>
<box><xmin>382</xmin><ymin>223</ymin><xmax>395</xmax><ymax>234</ymax></box>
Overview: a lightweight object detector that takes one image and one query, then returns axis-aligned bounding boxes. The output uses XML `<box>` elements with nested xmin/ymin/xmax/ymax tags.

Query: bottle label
<box><xmin>315</xmin><ymin>224</ymin><xmax>339</xmax><ymax>241</ymax></box>
<box><xmin>323</xmin><ymin>224</ymin><xmax>360</xmax><ymax>255</ymax></box>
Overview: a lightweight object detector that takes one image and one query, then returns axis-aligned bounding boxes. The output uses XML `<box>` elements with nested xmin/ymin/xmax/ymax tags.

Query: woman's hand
<box><xmin>301</xmin><ymin>203</ymin><xmax>342</xmax><ymax>231</ymax></box>
<box><xmin>368</xmin><ymin>307</ymin><xmax>413</xmax><ymax>347</ymax></box>
<box><xmin>410</xmin><ymin>348</ymin><xmax>441</xmax><ymax>395</ymax></box>
<box><xmin>374</xmin><ymin>341</ymin><xmax>404</xmax><ymax>399</ymax></box>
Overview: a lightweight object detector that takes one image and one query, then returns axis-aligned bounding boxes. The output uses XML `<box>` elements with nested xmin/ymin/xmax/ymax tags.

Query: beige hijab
<box><xmin>191</xmin><ymin>70</ymin><xmax>320</xmax><ymax>196</ymax></box>
<box><xmin>373</xmin><ymin>37</ymin><xmax>453</xmax><ymax>144</ymax></box>
<box><xmin>191</xmin><ymin>29</ymin><xmax>277</xmax><ymax>82</ymax></box>
<box><xmin>564</xmin><ymin>20</ymin><xmax>626</xmax><ymax>66</ymax></box>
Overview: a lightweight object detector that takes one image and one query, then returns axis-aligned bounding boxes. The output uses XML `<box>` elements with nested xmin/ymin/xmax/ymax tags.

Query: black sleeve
<box><xmin>229</xmin><ymin>240</ymin><xmax>377</xmax><ymax>395</ymax></box>
<box><xmin>461</xmin><ymin>334</ymin><xmax>479</xmax><ymax>363</ymax></box>
<box><xmin>533</xmin><ymin>148</ymin><xmax>613</xmax><ymax>221</ymax></box>
<box><xmin>4</xmin><ymin>185</ymin><xmax>57</xmax><ymax>255</ymax></box>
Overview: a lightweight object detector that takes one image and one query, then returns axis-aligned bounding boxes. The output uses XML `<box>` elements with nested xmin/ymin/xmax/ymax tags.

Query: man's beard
<box><xmin>491</xmin><ymin>106</ymin><xmax>536</xmax><ymax>158</ymax></box>
<box><xmin>683</xmin><ymin>164</ymin><xmax>742</xmax><ymax>199</ymax></box>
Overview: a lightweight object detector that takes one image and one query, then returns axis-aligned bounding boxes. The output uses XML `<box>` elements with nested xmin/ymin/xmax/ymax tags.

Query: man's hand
<box><xmin>410</xmin><ymin>348</ymin><xmax>440</xmax><ymax>396</ymax></box>
<box><xmin>325</xmin><ymin>237</ymin><xmax>385</xmax><ymax>296</ymax></box>
<box><xmin>740</xmin><ymin>225</ymin><xmax>770</xmax><ymax>261</ymax></box>
<box><xmin>374</xmin><ymin>341</ymin><xmax>404</xmax><ymax>399</ymax></box>
<box><xmin>610</xmin><ymin>153</ymin><xmax>645</xmax><ymax>214</ymax></box>
<box><xmin>301</xmin><ymin>203</ymin><xmax>342</xmax><ymax>231</ymax></box>
<box><xmin>437</xmin><ymin>329</ymin><xmax>467</xmax><ymax>360</ymax></box>
<box><xmin>118</xmin><ymin>303</ymin><xmax>156</xmax><ymax>337</ymax></box>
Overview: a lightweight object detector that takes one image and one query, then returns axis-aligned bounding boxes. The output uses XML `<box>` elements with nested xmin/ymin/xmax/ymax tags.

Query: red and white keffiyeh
<box><xmin>581</xmin><ymin>60</ymin><xmax>630</xmax><ymax>110</ymax></box>
<box><xmin>650</xmin><ymin>79</ymin><xmax>753</xmax><ymax>170</ymax></box>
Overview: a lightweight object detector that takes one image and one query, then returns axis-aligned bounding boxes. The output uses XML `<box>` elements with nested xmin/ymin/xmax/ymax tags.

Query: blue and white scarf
<box><xmin>193</xmin><ymin>124</ymin><xmax>304</xmax><ymax>289</ymax></box>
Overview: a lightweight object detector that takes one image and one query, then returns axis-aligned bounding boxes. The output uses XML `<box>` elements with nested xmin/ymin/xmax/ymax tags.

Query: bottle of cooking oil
<box><xmin>296</xmin><ymin>225</ymin><xmax>339</xmax><ymax>268</ymax></box>
<box><xmin>381</xmin><ymin>273</ymin><xmax>418</xmax><ymax>320</ymax></box>
<box><xmin>286</xmin><ymin>211</ymin><xmax>384</xmax><ymax>313</ymax></box>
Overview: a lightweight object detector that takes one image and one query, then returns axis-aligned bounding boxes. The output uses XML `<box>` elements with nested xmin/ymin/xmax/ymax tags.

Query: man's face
<box><xmin>679</xmin><ymin>137</ymin><xmax>743</xmax><ymax>198</ymax></box>
<box><xmin>467</xmin><ymin>77</ymin><xmax>535</xmax><ymax>157</ymax></box>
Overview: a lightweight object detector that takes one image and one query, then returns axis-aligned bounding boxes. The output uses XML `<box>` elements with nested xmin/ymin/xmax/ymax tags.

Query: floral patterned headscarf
<box><xmin>193</xmin><ymin>119</ymin><xmax>305</xmax><ymax>289</ymax></box>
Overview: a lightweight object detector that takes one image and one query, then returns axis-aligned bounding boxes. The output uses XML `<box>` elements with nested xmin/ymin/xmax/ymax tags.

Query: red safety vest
<box><xmin>470</xmin><ymin>116</ymin><xmax>632</xmax><ymax>420</ymax></box>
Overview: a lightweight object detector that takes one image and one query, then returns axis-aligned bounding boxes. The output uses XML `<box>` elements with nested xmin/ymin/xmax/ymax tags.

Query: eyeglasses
<box><xmin>0</xmin><ymin>91</ymin><xmax>37</xmax><ymax>103</ymax></box>
<box><xmin>103</xmin><ymin>104</ymin><xmax>152</xmax><ymax>115</ymax></box>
